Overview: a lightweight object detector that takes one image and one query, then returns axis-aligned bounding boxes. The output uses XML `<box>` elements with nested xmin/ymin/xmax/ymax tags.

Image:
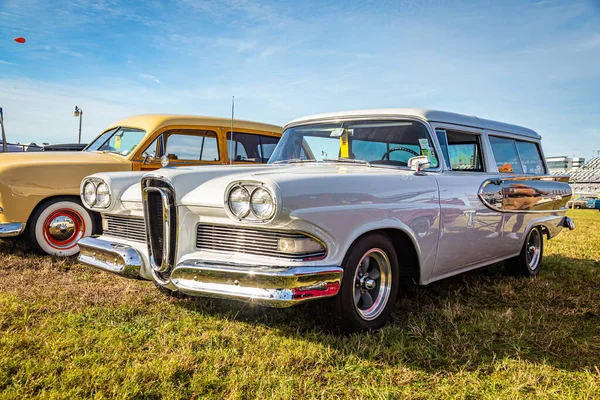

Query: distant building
<box><xmin>546</xmin><ymin>156</ymin><xmax>585</xmax><ymax>174</ymax></box>
<box><xmin>565</xmin><ymin>157</ymin><xmax>600</xmax><ymax>198</ymax></box>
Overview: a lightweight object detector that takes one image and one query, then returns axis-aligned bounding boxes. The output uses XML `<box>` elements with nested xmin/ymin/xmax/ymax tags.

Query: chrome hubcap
<box><xmin>526</xmin><ymin>229</ymin><xmax>541</xmax><ymax>270</ymax></box>
<box><xmin>353</xmin><ymin>248</ymin><xmax>392</xmax><ymax>321</ymax></box>
<box><xmin>47</xmin><ymin>216</ymin><xmax>76</xmax><ymax>241</ymax></box>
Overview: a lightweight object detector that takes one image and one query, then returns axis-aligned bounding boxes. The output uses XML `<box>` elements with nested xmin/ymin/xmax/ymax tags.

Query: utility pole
<box><xmin>0</xmin><ymin>107</ymin><xmax>7</xmax><ymax>152</ymax></box>
<box><xmin>73</xmin><ymin>106</ymin><xmax>83</xmax><ymax>144</ymax></box>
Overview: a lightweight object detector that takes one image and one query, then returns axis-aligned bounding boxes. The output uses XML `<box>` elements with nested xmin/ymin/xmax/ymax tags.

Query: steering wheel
<box><xmin>381</xmin><ymin>146</ymin><xmax>420</xmax><ymax>160</ymax></box>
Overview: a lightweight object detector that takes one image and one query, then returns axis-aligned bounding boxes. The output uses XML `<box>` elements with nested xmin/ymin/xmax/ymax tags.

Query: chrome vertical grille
<box><xmin>142</xmin><ymin>176</ymin><xmax>177</xmax><ymax>280</ymax></box>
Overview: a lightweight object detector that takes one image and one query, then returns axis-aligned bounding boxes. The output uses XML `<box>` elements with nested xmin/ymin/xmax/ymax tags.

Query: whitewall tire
<box><xmin>27</xmin><ymin>198</ymin><xmax>95</xmax><ymax>256</ymax></box>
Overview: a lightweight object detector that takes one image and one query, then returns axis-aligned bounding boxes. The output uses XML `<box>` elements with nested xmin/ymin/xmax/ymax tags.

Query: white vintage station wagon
<box><xmin>77</xmin><ymin>109</ymin><xmax>574</xmax><ymax>332</ymax></box>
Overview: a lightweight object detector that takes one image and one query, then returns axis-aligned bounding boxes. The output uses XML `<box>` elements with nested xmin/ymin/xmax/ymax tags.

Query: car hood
<box><xmin>0</xmin><ymin>151</ymin><xmax>129</xmax><ymax>169</ymax></box>
<box><xmin>132</xmin><ymin>163</ymin><xmax>437</xmax><ymax>209</ymax></box>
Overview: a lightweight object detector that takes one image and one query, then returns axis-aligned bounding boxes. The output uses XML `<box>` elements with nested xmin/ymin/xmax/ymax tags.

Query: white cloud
<box><xmin>0</xmin><ymin>60</ymin><xmax>14</xmax><ymax>65</ymax></box>
<box><xmin>0</xmin><ymin>77</ymin><xmax>290</xmax><ymax>145</ymax></box>
<box><xmin>140</xmin><ymin>74</ymin><xmax>161</xmax><ymax>84</ymax></box>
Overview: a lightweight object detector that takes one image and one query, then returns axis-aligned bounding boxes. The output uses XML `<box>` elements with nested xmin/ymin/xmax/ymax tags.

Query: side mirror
<box><xmin>143</xmin><ymin>154</ymin><xmax>155</xmax><ymax>165</ymax></box>
<box><xmin>408</xmin><ymin>156</ymin><xmax>430</xmax><ymax>173</ymax></box>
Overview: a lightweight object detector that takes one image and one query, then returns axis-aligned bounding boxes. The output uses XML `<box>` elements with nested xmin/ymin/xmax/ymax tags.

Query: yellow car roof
<box><xmin>107</xmin><ymin>114</ymin><xmax>282</xmax><ymax>135</ymax></box>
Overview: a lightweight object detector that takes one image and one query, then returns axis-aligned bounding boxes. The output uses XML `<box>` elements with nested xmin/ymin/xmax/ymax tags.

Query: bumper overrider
<box><xmin>78</xmin><ymin>236</ymin><xmax>343</xmax><ymax>307</ymax></box>
<box><xmin>0</xmin><ymin>222</ymin><xmax>25</xmax><ymax>238</ymax></box>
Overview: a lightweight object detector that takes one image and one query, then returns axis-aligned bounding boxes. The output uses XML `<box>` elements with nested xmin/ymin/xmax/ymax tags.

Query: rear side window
<box><xmin>489</xmin><ymin>136</ymin><xmax>545</xmax><ymax>174</ymax></box>
<box><xmin>164</xmin><ymin>131</ymin><xmax>219</xmax><ymax>161</ymax></box>
<box><xmin>227</xmin><ymin>132</ymin><xmax>280</xmax><ymax>162</ymax></box>
<box><xmin>515</xmin><ymin>141</ymin><xmax>545</xmax><ymax>174</ymax></box>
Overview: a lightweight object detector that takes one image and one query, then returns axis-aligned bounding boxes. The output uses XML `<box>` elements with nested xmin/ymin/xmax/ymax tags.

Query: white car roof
<box><xmin>285</xmin><ymin>108</ymin><xmax>541</xmax><ymax>140</ymax></box>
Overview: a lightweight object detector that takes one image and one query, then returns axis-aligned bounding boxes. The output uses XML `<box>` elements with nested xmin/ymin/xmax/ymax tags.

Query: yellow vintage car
<box><xmin>0</xmin><ymin>114</ymin><xmax>282</xmax><ymax>256</ymax></box>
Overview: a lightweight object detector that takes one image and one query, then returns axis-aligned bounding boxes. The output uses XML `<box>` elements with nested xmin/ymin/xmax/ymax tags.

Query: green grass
<box><xmin>0</xmin><ymin>210</ymin><xmax>599</xmax><ymax>399</ymax></box>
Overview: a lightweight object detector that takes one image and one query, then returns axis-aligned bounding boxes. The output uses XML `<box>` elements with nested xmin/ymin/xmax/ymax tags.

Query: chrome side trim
<box><xmin>169</xmin><ymin>260</ymin><xmax>343</xmax><ymax>307</ymax></box>
<box><xmin>77</xmin><ymin>236</ymin><xmax>143</xmax><ymax>279</ymax></box>
<box><xmin>0</xmin><ymin>222</ymin><xmax>25</xmax><ymax>237</ymax></box>
<box><xmin>478</xmin><ymin>175</ymin><xmax>572</xmax><ymax>213</ymax></box>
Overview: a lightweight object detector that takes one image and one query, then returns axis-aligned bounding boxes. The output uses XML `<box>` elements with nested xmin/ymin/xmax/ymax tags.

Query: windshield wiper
<box><xmin>323</xmin><ymin>158</ymin><xmax>371</xmax><ymax>166</ymax></box>
<box><xmin>272</xmin><ymin>158</ymin><xmax>316</xmax><ymax>164</ymax></box>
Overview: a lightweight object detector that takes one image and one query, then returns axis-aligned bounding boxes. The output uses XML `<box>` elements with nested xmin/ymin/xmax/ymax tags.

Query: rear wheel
<box><xmin>27</xmin><ymin>198</ymin><xmax>95</xmax><ymax>256</ymax></box>
<box><xmin>505</xmin><ymin>227</ymin><xmax>544</xmax><ymax>277</ymax></box>
<box><xmin>323</xmin><ymin>233</ymin><xmax>398</xmax><ymax>332</ymax></box>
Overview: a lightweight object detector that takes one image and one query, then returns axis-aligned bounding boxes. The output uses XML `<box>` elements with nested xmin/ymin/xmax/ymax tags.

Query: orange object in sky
<box><xmin>14</xmin><ymin>37</ymin><xmax>26</xmax><ymax>43</ymax></box>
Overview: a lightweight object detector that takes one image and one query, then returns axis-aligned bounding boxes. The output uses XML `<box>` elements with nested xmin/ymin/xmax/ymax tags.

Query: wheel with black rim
<box><xmin>324</xmin><ymin>232</ymin><xmax>398</xmax><ymax>332</ymax></box>
<box><xmin>26</xmin><ymin>197</ymin><xmax>96</xmax><ymax>256</ymax></box>
<box><xmin>505</xmin><ymin>227</ymin><xmax>544</xmax><ymax>277</ymax></box>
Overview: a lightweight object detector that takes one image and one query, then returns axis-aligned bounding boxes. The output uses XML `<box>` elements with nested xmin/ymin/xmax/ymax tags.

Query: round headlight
<box><xmin>83</xmin><ymin>181</ymin><xmax>96</xmax><ymax>207</ymax></box>
<box><xmin>229</xmin><ymin>186</ymin><xmax>250</xmax><ymax>218</ymax></box>
<box><xmin>250</xmin><ymin>187</ymin><xmax>275</xmax><ymax>219</ymax></box>
<box><xmin>96</xmin><ymin>182</ymin><xmax>111</xmax><ymax>208</ymax></box>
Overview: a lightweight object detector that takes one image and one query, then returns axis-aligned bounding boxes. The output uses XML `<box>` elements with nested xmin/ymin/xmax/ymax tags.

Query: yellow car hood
<box><xmin>0</xmin><ymin>151</ymin><xmax>130</xmax><ymax>169</ymax></box>
<box><xmin>0</xmin><ymin>151</ymin><xmax>134</xmax><ymax>223</ymax></box>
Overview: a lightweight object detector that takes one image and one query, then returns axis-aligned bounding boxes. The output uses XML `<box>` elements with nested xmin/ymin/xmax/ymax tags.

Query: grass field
<box><xmin>0</xmin><ymin>210</ymin><xmax>599</xmax><ymax>399</ymax></box>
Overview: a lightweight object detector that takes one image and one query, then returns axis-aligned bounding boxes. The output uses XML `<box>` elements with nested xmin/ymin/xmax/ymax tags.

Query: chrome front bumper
<box><xmin>77</xmin><ymin>236</ymin><xmax>144</xmax><ymax>279</ymax></box>
<box><xmin>170</xmin><ymin>260</ymin><xmax>343</xmax><ymax>307</ymax></box>
<box><xmin>0</xmin><ymin>222</ymin><xmax>25</xmax><ymax>238</ymax></box>
<box><xmin>77</xmin><ymin>236</ymin><xmax>344</xmax><ymax>307</ymax></box>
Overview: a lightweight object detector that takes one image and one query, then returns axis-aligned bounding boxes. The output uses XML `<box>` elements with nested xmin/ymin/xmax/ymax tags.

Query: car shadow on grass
<box><xmin>174</xmin><ymin>256</ymin><xmax>600</xmax><ymax>374</ymax></box>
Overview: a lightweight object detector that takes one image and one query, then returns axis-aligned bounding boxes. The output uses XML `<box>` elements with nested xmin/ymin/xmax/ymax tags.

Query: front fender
<box><xmin>291</xmin><ymin>203</ymin><xmax>440</xmax><ymax>285</ymax></box>
<box><xmin>81</xmin><ymin>171</ymin><xmax>147</xmax><ymax>215</ymax></box>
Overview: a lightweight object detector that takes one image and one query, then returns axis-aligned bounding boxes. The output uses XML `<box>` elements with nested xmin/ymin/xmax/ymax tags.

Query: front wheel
<box><xmin>26</xmin><ymin>198</ymin><xmax>95</xmax><ymax>256</ymax></box>
<box><xmin>323</xmin><ymin>233</ymin><xmax>398</xmax><ymax>332</ymax></box>
<box><xmin>505</xmin><ymin>227</ymin><xmax>544</xmax><ymax>277</ymax></box>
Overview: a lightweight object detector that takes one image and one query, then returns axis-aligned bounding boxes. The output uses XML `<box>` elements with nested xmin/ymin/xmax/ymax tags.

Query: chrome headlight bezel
<box><xmin>250</xmin><ymin>187</ymin><xmax>276</xmax><ymax>220</ymax></box>
<box><xmin>81</xmin><ymin>178</ymin><xmax>112</xmax><ymax>210</ymax></box>
<box><xmin>228</xmin><ymin>185</ymin><xmax>251</xmax><ymax>218</ymax></box>
<box><xmin>225</xmin><ymin>182</ymin><xmax>278</xmax><ymax>223</ymax></box>
<box><xmin>82</xmin><ymin>181</ymin><xmax>97</xmax><ymax>208</ymax></box>
<box><xmin>95</xmin><ymin>182</ymin><xmax>111</xmax><ymax>208</ymax></box>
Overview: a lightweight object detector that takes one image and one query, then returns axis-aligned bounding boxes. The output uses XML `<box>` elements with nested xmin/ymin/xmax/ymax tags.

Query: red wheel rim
<box><xmin>42</xmin><ymin>208</ymin><xmax>86</xmax><ymax>250</ymax></box>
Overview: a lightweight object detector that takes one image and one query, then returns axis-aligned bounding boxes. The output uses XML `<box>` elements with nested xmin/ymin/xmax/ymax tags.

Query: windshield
<box><xmin>85</xmin><ymin>127</ymin><xmax>146</xmax><ymax>156</ymax></box>
<box><xmin>269</xmin><ymin>120</ymin><xmax>438</xmax><ymax>167</ymax></box>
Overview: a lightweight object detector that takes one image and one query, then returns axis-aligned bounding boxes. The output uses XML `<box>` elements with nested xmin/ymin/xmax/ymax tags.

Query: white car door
<box><xmin>429</xmin><ymin>127</ymin><xmax>505</xmax><ymax>281</ymax></box>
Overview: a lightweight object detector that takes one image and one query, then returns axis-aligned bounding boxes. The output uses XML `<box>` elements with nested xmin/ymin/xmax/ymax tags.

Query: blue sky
<box><xmin>0</xmin><ymin>0</ymin><xmax>599</xmax><ymax>158</ymax></box>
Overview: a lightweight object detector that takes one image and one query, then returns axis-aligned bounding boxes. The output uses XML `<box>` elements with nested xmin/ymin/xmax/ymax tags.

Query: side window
<box><xmin>444</xmin><ymin>130</ymin><xmax>484</xmax><ymax>171</ymax></box>
<box><xmin>516</xmin><ymin>141</ymin><xmax>545</xmax><ymax>174</ymax></box>
<box><xmin>259</xmin><ymin>143</ymin><xmax>277</xmax><ymax>160</ymax></box>
<box><xmin>226</xmin><ymin>132</ymin><xmax>280</xmax><ymax>162</ymax></box>
<box><xmin>489</xmin><ymin>136</ymin><xmax>545</xmax><ymax>175</ymax></box>
<box><xmin>489</xmin><ymin>136</ymin><xmax>522</xmax><ymax>173</ymax></box>
<box><xmin>141</xmin><ymin>135</ymin><xmax>162</xmax><ymax>159</ymax></box>
<box><xmin>164</xmin><ymin>131</ymin><xmax>219</xmax><ymax>162</ymax></box>
<box><xmin>226</xmin><ymin>139</ymin><xmax>248</xmax><ymax>160</ymax></box>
